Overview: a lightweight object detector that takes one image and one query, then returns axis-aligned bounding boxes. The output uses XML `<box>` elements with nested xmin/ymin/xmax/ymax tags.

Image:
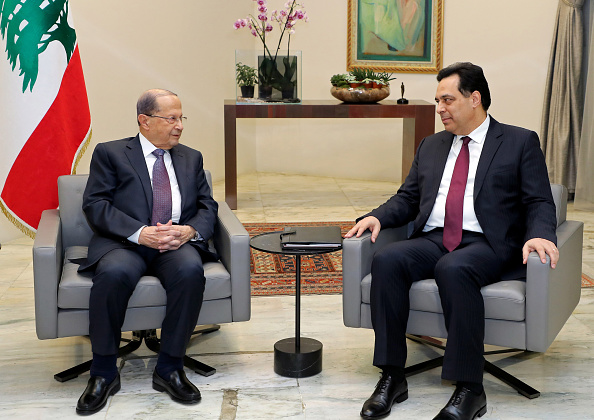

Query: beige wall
<box><xmin>254</xmin><ymin>0</ymin><xmax>559</xmax><ymax>180</ymax></box>
<box><xmin>0</xmin><ymin>0</ymin><xmax>560</xmax><ymax>242</ymax></box>
<box><xmin>69</xmin><ymin>0</ymin><xmax>559</xmax><ymax>181</ymax></box>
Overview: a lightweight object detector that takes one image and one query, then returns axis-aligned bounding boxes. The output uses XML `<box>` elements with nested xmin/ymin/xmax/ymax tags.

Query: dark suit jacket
<box><xmin>81</xmin><ymin>135</ymin><xmax>218</xmax><ymax>269</ymax></box>
<box><xmin>365</xmin><ymin>117</ymin><xmax>557</xmax><ymax>278</ymax></box>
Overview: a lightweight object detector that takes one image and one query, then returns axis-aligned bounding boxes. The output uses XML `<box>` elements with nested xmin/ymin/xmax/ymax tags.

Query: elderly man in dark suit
<box><xmin>345</xmin><ymin>62</ymin><xmax>559</xmax><ymax>420</ymax></box>
<box><xmin>76</xmin><ymin>89</ymin><xmax>218</xmax><ymax>415</ymax></box>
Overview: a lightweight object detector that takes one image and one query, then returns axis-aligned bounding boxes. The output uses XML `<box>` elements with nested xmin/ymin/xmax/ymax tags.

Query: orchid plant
<box><xmin>234</xmin><ymin>0</ymin><xmax>308</xmax><ymax>95</ymax></box>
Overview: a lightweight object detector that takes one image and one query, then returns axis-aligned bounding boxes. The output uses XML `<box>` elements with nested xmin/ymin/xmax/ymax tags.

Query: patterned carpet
<box><xmin>583</xmin><ymin>273</ymin><xmax>594</xmax><ymax>288</ymax></box>
<box><xmin>246</xmin><ymin>222</ymin><xmax>594</xmax><ymax>295</ymax></box>
<box><xmin>246</xmin><ymin>222</ymin><xmax>353</xmax><ymax>296</ymax></box>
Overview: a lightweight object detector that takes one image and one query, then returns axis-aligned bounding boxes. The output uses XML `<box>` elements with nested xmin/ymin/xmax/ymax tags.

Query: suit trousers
<box><xmin>89</xmin><ymin>242</ymin><xmax>205</xmax><ymax>358</ymax></box>
<box><xmin>370</xmin><ymin>229</ymin><xmax>503</xmax><ymax>383</ymax></box>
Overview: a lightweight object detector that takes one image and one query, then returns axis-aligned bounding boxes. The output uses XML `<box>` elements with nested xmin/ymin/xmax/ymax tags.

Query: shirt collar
<box><xmin>138</xmin><ymin>133</ymin><xmax>168</xmax><ymax>158</ymax></box>
<box><xmin>455</xmin><ymin>114</ymin><xmax>490</xmax><ymax>145</ymax></box>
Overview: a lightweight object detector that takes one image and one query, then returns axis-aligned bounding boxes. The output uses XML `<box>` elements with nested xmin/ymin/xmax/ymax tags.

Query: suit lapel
<box><xmin>124</xmin><ymin>135</ymin><xmax>153</xmax><ymax>209</ymax></box>
<box><xmin>474</xmin><ymin>118</ymin><xmax>504</xmax><ymax>199</ymax></box>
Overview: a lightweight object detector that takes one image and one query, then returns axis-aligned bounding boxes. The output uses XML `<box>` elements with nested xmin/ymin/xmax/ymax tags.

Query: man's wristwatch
<box><xmin>193</xmin><ymin>230</ymin><xmax>201</xmax><ymax>242</ymax></box>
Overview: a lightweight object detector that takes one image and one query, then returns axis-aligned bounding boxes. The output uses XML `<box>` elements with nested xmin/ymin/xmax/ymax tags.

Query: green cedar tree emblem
<box><xmin>0</xmin><ymin>0</ymin><xmax>76</xmax><ymax>92</ymax></box>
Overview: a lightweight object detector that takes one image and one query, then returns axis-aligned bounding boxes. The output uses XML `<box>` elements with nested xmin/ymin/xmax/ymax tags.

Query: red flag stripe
<box><xmin>1</xmin><ymin>46</ymin><xmax>91</xmax><ymax>232</ymax></box>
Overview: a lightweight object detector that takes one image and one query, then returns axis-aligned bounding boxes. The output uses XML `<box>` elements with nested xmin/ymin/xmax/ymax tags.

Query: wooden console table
<box><xmin>224</xmin><ymin>99</ymin><xmax>436</xmax><ymax>209</ymax></box>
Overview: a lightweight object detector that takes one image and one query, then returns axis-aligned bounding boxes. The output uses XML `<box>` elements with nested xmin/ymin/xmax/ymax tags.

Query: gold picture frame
<box><xmin>347</xmin><ymin>0</ymin><xmax>444</xmax><ymax>74</ymax></box>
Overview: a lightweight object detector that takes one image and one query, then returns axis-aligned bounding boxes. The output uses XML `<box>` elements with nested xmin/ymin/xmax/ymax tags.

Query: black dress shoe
<box><xmin>76</xmin><ymin>375</ymin><xmax>121</xmax><ymax>415</ymax></box>
<box><xmin>433</xmin><ymin>386</ymin><xmax>487</xmax><ymax>420</ymax></box>
<box><xmin>152</xmin><ymin>369</ymin><xmax>201</xmax><ymax>404</ymax></box>
<box><xmin>360</xmin><ymin>372</ymin><xmax>408</xmax><ymax>419</ymax></box>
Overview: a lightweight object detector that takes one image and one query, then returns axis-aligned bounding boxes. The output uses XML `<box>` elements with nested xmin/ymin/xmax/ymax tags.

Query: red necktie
<box><xmin>443</xmin><ymin>136</ymin><xmax>471</xmax><ymax>252</ymax></box>
<box><xmin>151</xmin><ymin>149</ymin><xmax>172</xmax><ymax>225</ymax></box>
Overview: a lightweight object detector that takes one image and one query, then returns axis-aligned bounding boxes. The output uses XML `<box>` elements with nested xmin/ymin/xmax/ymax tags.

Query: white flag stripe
<box><xmin>0</xmin><ymin>3</ymin><xmax>79</xmax><ymax>190</ymax></box>
<box><xmin>0</xmin><ymin>41</ymin><xmax>69</xmax><ymax>190</ymax></box>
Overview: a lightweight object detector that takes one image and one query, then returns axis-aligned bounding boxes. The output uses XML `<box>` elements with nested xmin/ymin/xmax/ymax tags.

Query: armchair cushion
<box><xmin>361</xmin><ymin>275</ymin><xmax>526</xmax><ymax>322</ymax></box>
<box><xmin>57</xmin><ymin>246</ymin><xmax>232</xmax><ymax>310</ymax></box>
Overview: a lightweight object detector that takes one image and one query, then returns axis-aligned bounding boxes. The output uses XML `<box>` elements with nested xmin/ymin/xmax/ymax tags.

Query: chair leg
<box><xmin>191</xmin><ymin>324</ymin><xmax>221</xmax><ymax>337</ymax></box>
<box><xmin>54</xmin><ymin>326</ymin><xmax>221</xmax><ymax>382</ymax></box>
<box><xmin>54</xmin><ymin>331</ymin><xmax>144</xmax><ymax>382</ymax></box>
<box><xmin>404</xmin><ymin>335</ymin><xmax>541</xmax><ymax>399</ymax></box>
<box><xmin>183</xmin><ymin>354</ymin><xmax>217</xmax><ymax>377</ymax></box>
<box><xmin>483</xmin><ymin>359</ymin><xmax>540</xmax><ymax>399</ymax></box>
<box><xmin>143</xmin><ymin>325</ymin><xmax>220</xmax><ymax>377</ymax></box>
<box><xmin>404</xmin><ymin>356</ymin><xmax>444</xmax><ymax>377</ymax></box>
<box><xmin>186</xmin><ymin>324</ymin><xmax>220</xmax><ymax>377</ymax></box>
<box><xmin>404</xmin><ymin>334</ymin><xmax>446</xmax><ymax>377</ymax></box>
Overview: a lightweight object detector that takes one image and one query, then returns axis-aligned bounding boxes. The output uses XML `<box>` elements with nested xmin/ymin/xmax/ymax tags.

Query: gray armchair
<box><xmin>342</xmin><ymin>184</ymin><xmax>583</xmax><ymax>398</ymax></box>
<box><xmin>33</xmin><ymin>171</ymin><xmax>250</xmax><ymax>381</ymax></box>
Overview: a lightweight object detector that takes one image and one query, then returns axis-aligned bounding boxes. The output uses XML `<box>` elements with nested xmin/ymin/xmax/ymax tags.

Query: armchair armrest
<box><xmin>33</xmin><ymin>209</ymin><xmax>63</xmax><ymax>339</ymax></box>
<box><xmin>213</xmin><ymin>202</ymin><xmax>251</xmax><ymax>322</ymax></box>
<box><xmin>342</xmin><ymin>226</ymin><xmax>408</xmax><ymax>327</ymax></box>
<box><xmin>525</xmin><ymin>219</ymin><xmax>583</xmax><ymax>352</ymax></box>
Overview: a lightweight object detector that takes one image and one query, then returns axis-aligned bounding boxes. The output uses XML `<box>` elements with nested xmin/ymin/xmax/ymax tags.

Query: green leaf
<box><xmin>0</xmin><ymin>0</ymin><xmax>76</xmax><ymax>92</ymax></box>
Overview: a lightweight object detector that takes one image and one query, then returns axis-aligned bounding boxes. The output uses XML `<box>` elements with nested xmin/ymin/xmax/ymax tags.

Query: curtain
<box><xmin>540</xmin><ymin>0</ymin><xmax>585</xmax><ymax>195</ymax></box>
<box><xmin>575</xmin><ymin>2</ymin><xmax>594</xmax><ymax>210</ymax></box>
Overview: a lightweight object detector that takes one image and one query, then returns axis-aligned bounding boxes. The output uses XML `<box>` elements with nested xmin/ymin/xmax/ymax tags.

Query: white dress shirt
<box><xmin>127</xmin><ymin>133</ymin><xmax>182</xmax><ymax>243</ymax></box>
<box><xmin>424</xmin><ymin>115</ymin><xmax>491</xmax><ymax>233</ymax></box>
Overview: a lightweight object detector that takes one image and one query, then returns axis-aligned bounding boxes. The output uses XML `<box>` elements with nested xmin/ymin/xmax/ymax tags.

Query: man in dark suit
<box><xmin>76</xmin><ymin>89</ymin><xmax>218</xmax><ymax>415</ymax></box>
<box><xmin>345</xmin><ymin>63</ymin><xmax>559</xmax><ymax>420</ymax></box>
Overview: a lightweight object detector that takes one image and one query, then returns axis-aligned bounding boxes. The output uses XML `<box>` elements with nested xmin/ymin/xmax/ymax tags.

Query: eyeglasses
<box><xmin>147</xmin><ymin>115</ymin><xmax>187</xmax><ymax>124</ymax></box>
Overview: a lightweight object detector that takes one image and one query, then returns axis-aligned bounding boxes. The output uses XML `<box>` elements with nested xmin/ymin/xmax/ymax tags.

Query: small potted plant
<box><xmin>236</xmin><ymin>62</ymin><xmax>258</xmax><ymax>98</ymax></box>
<box><xmin>330</xmin><ymin>74</ymin><xmax>350</xmax><ymax>88</ymax></box>
<box><xmin>372</xmin><ymin>77</ymin><xmax>383</xmax><ymax>89</ymax></box>
<box><xmin>362</xmin><ymin>78</ymin><xmax>374</xmax><ymax>89</ymax></box>
<box><xmin>379</xmin><ymin>72</ymin><xmax>397</xmax><ymax>86</ymax></box>
<box><xmin>350</xmin><ymin>68</ymin><xmax>372</xmax><ymax>88</ymax></box>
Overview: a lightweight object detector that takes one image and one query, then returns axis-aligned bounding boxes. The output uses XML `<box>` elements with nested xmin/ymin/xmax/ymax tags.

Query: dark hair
<box><xmin>136</xmin><ymin>89</ymin><xmax>177</xmax><ymax>125</ymax></box>
<box><xmin>437</xmin><ymin>62</ymin><xmax>491</xmax><ymax>111</ymax></box>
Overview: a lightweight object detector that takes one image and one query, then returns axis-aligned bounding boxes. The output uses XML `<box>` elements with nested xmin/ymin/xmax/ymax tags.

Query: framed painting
<box><xmin>347</xmin><ymin>0</ymin><xmax>443</xmax><ymax>73</ymax></box>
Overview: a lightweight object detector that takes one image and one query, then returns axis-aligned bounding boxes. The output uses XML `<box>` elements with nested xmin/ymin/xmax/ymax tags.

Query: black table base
<box><xmin>274</xmin><ymin>337</ymin><xmax>323</xmax><ymax>378</ymax></box>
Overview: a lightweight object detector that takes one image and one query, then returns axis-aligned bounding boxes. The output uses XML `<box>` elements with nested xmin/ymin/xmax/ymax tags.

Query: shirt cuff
<box><xmin>127</xmin><ymin>226</ymin><xmax>146</xmax><ymax>244</ymax></box>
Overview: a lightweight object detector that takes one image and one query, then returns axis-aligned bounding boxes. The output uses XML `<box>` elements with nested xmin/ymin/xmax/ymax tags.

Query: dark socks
<box><xmin>90</xmin><ymin>353</ymin><xmax>118</xmax><ymax>384</ymax></box>
<box><xmin>458</xmin><ymin>381</ymin><xmax>484</xmax><ymax>395</ymax></box>
<box><xmin>156</xmin><ymin>351</ymin><xmax>184</xmax><ymax>379</ymax></box>
<box><xmin>381</xmin><ymin>365</ymin><xmax>406</xmax><ymax>384</ymax></box>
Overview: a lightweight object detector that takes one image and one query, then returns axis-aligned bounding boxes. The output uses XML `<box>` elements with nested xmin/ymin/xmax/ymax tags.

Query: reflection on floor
<box><xmin>1</xmin><ymin>173</ymin><xmax>593</xmax><ymax>419</ymax></box>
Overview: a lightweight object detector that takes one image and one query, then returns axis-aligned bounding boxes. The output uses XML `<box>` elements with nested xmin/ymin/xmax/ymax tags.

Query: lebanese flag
<box><xmin>0</xmin><ymin>1</ymin><xmax>91</xmax><ymax>237</ymax></box>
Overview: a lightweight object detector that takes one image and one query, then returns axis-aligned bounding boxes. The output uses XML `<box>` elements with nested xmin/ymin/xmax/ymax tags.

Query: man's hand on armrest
<box><xmin>344</xmin><ymin>216</ymin><xmax>382</xmax><ymax>243</ymax></box>
<box><xmin>522</xmin><ymin>237</ymin><xmax>558</xmax><ymax>269</ymax></box>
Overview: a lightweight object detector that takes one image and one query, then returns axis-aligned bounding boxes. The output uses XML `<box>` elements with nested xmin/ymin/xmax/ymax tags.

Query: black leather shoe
<box><xmin>152</xmin><ymin>369</ymin><xmax>201</xmax><ymax>404</ymax></box>
<box><xmin>433</xmin><ymin>386</ymin><xmax>487</xmax><ymax>420</ymax></box>
<box><xmin>360</xmin><ymin>372</ymin><xmax>408</xmax><ymax>419</ymax></box>
<box><xmin>76</xmin><ymin>375</ymin><xmax>121</xmax><ymax>415</ymax></box>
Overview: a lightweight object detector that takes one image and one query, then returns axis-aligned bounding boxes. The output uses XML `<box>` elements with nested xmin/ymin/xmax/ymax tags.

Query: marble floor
<box><xmin>1</xmin><ymin>172</ymin><xmax>594</xmax><ymax>419</ymax></box>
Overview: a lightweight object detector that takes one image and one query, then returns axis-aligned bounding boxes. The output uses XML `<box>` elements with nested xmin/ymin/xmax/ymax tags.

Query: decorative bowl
<box><xmin>330</xmin><ymin>86</ymin><xmax>390</xmax><ymax>103</ymax></box>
